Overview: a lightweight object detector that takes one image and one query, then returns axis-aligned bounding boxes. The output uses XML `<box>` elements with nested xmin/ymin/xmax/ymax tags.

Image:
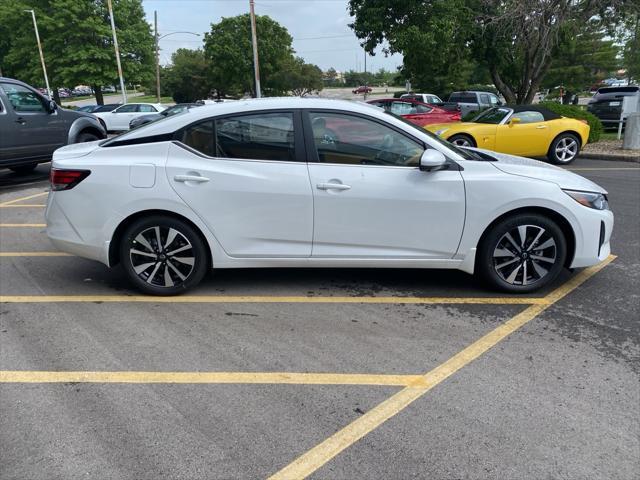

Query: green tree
<box><xmin>348</xmin><ymin>0</ymin><xmax>630</xmax><ymax>104</ymax></box>
<box><xmin>621</xmin><ymin>11</ymin><xmax>640</xmax><ymax>82</ymax></box>
<box><xmin>203</xmin><ymin>14</ymin><xmax>294</xmax><ymax>97</ymax></box>
<box><xmin>272</xmin><ymin>57</ymin><xmax>323</xmax><ymax>96</ymax></box>
<box><xmin>323</xmin><ymin>67</ymin><xmax>339</xmax><ymax>86</ymax></box>
<box><xmin>162</xmin><ymin>48</ymin><xmax>211</xmax><ymax>103</ymax></box>
<box><xmin>0</xmin><ymin>0</ymin><xmax>154</xmax><ymax>104</ymax></box>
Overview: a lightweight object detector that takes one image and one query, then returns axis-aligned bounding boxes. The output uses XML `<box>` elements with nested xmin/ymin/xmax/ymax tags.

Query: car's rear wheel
<box><xmin>9</xmin><ymin>163</ymin><xmax>38</xmax><ymax>174</ymax></box>
<box><xmin>119</xmin><ymin>215</ymin><xmax>208</xmax><ymax>295</ymax></box>
<box><xmin>477</xmin><ymin>213</ymin><xmax>567</xmax><ymax>293</ymax></box>
<box><xmin>548</xmin><ymin>133</ymin><xmax>580</xmax><ymax>164</ymax></box>
<box><xmin>448</xmin><ymin>134</ymin><xmax>475</xmax><ymax>147</ymax></box>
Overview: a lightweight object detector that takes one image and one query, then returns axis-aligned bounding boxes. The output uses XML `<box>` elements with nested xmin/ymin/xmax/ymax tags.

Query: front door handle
<box><xmin>15</xmin><ymin>117</ymin><xmax>26</xmax><ymax>125</ymax></box>
<box><xmin>536</xmin><ymin>125</ymin><xmax>547</xmax><ymax>129</ymax></box>
<box><xmin>174</xmin><ymin>174</ymin><xmax>210</xmax><ymax>183</ymax></box>
<box><xmin>317</xmin><ymin>182</ymin><xmax>351</xmax><ymax>191</ymax></box>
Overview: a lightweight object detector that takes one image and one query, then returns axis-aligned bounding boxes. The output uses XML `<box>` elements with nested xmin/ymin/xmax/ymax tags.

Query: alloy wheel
<box><xmin>129</xmin><ymin>226</ymin><xmax>195</xmax><ymax>288</ymax></box>
<box><xmin>555</xmin><ymin>137</ymin><xmax>578</xmax><ymax>162</ymax></box>
<box><xmin>492</xmin><ymin>224</ymin><xmax>557</xmax><ymax>286</ymax></box>
<box><xmin>451</xmin><ymin>137</ymin><xmax>472</xmax><ymax>147</ymax></box>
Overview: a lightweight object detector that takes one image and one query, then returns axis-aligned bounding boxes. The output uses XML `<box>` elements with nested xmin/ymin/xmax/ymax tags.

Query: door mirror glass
<box><xmin>48</xmin><ymin>100</ymin><xmax>57</xmax><ymax>113</ymax></box>
<box><xmin>419</xmin><ymin>149</ymin><xmax>447</xmax><ymax>171</ymax></box>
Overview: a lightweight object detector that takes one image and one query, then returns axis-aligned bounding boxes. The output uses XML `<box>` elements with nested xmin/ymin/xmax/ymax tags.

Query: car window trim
<box><xmin>172</xmin><ymin>108</ymin><xmax>305</xmax><ymax>163</ymax></box>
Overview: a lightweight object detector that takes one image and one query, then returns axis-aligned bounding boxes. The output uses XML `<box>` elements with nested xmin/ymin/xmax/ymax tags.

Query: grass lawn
<box><xmin>599</xmin><ymin>132</ymin><xmax>622</xmax><ymax>141</ymax></box>
<box><xmin>133</xmin><ymin>95</ymin><xmax>174</xmax><ymax>104</ymax></box>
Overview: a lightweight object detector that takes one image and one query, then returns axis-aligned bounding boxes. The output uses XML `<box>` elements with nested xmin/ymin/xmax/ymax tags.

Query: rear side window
<box><xmin>115</xmin><ymin>104</ymin><xmax>138</xmax><ymax>113</ymax></box>
<box><xmin>449</xmin><ymin>92</ymin><xmax>477</xmax><ymax>102</ymax></box>
<box><xmin>180</xmin><ymin>112</ymin><xmax>296</xmax><ymax>161</ymax></box>
<box><xmin>0</xmin><ymin>82</ymin><xmax>46</xmax><ymax>113</ymax></box>
<box><xmin>138</xmin><ymin>104</ymin><xmax>157</xmax><ymax>112</ymax></box>
<box><xmin>597</xmin><ymin>87</ymin><xmax>639</xmax><ymax>94</ymax></box>
<box><xmin>480</xmin><ymin>93</ymin><xmax>490</xmax><ymax>104</ymax></box>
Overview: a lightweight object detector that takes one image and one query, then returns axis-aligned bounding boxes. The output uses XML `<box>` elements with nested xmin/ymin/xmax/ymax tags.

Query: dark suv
<box><xmin>587</xmin><ymin>86</ymin><xmax>640</xmax><ymax>127</ymax></box>
<box><xmin>0</xmin><ymin>77</ymin><xmax>106</xmax><ymax>173</ymax></box>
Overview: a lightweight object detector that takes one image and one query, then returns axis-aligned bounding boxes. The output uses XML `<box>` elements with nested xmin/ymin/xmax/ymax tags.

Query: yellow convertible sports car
<box><xmin>426</xmin><ymin>105</ymin><xmax>590</xmax><ymax>164</ymax></box>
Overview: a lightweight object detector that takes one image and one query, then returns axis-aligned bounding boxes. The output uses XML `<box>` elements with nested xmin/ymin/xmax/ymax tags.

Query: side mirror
<box><xmin>509</xmin><ymin>117</ymin><xmax>521</xmax><ymax>126</ymax></box>
<box><xmin>419</xmin><ymin>149</ymin><xmax>447</xmax><ymax>171</ymax></box>
<box><xmin>47</xmin><ymin>100</ymin><xmax>57</xmax><ymax>113</ymax></box>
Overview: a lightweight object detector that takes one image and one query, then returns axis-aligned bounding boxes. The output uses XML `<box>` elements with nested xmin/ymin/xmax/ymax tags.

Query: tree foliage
<box><xmin>272</xmin><ymin>57</ymin><xmax>323</xmax><ymax>96</ymax></box>
<box><xmin>348</xmin><ymin>0</ymin><xmax>630</xmax><ymax>104</ymax></box>
<box><xmin>0</xmin><ymin>0</ymin><xmax>154</xmax><ymax>104</ymax></box>
<box><xmin>163</xmin><ymin>49</ymin><xmax>212</xmax><ymax>103</ymax></box>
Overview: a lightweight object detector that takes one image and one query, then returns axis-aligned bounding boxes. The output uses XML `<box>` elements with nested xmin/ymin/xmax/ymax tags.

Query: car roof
<box><xmin>109</xmin><ymin>98</ymin><xmax>387</xmax><ymax>142</ymax></box>
<box><xmin>503</xmin><ymin>105</ymin><xmax>562</xmax><ymax>121</ymax></box>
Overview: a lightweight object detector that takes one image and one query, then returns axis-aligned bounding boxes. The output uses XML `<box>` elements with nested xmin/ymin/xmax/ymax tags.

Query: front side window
<box><xmin>115</xmin><ymin>104</ymin><xmax>138</xmax><ymax>113</ymax></box>
<box><xmin>480</xmin><ymin>93</ymin><xmax>490</xmax><ymax>104</ymax></box>
<box><xmin>0</xmin><ymin>82</ymin><xmax>46</xmax><ymax>113</ymax></box>
<box><xmin>489</xmin><ymin>94</ymin><xmax>499</xmax><ymax>105</ymax></box>
<box><xmin>309</xmin><ymin>112</ymin><xmax>424</xmax><ymax>167</ymax></box>
<box><xmin>215</xmin><ymin>112</ymin><xmax>295</xmax><ymax>161</ymax></box>
<box><xmin>512</xmin><ymin>111</ymin><xmax>545</xmax><ymax>124</ymax></box>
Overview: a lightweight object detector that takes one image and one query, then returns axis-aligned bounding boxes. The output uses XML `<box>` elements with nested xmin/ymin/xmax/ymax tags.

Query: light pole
<box><xmin>249</xmin><ymin>0</ymin><xmax>261</xmax><ymax>98</ymax></box>
<box><xmin>24</xmin><ymin>9</ymin><xmax>51</xmax><ymax>100</ymax></box>
<box><xmin>106</xmin><ymin>0</ymin><xmax>127</xmax><ymax>103</ymax></box>
<box><xmin>154</xmin><ymin>10</ymin><xmax>200</xmax><ymax>103</ymax></box>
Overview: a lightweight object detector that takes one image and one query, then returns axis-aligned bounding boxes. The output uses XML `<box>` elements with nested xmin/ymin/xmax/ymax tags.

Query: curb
<box><xmin>578</xmin><ymin>152</ymin><xmax>640</xmax><ymax>163</ymax></box>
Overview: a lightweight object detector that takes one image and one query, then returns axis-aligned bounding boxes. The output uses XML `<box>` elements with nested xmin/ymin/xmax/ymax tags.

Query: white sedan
<box><xmin>93</xmin><ymin>103</ymin><xmax>166</xmax><ymax>132</ymax></box>
<box><xmin>46</xmin><ymin>98</ymin><xmax>613</xmax><ymax>295</ymax></box>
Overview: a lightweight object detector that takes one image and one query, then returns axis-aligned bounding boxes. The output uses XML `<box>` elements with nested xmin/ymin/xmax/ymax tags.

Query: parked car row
<box><xmin>587</xmin><ymin>85</ymin><xmax>639</xmax><ymax>127</ymax></box>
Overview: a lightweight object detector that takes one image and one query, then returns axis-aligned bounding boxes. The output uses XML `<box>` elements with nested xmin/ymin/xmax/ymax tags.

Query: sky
<box><xmin>142</xmin><ymin>0</ymin><xmax>403</xmax><ymax>73</ymax></box>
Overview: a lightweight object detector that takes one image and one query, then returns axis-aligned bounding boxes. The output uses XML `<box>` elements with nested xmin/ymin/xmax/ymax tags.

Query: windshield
<box><xmin>384</xmin><ymin>111</ymin><xmax>484</xmax><ymax>161</ymax></box>
<box><xmin>471</xmin><ymin>107</ymin><xmax>511</xmax><ymax>124</ymax></box>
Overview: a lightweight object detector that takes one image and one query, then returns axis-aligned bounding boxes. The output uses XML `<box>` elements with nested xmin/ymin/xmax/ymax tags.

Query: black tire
<box><xmin>119</xmin><ymin>215</ymin><xmax>208</xmax><ymax>295</ymax></box>
<box><xmin>76</xmin><ymin>132</ymin><xmax>100</xmax><ymax>143</ymax></box>
<box><xmin>477</xmin><ymin>213</ymin><xmax>567</xmax><ymax>293</ymax></box>
<box><xmin>448</xmin><ymin>134</ymin><xmax>476</xmax><ymax>148</ymax></box>
<box><xmin>547</xmin><ymin>133</ymin><xmax>580</xmax><ymax>165</ymax></box>
<box><xmin>9</xmin><ymin>163</ymin><xmax>38</xmax><ymax>174</ymax></box>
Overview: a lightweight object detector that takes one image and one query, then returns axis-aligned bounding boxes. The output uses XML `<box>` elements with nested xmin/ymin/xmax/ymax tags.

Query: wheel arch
<box><xmin>475</xmin><ymin>206</ymin><xmax>576</xmax><ymax>269</ymax></box>
<box><xmin>109</xmin><ymin>209</ymin><xmax>213</xmax><ymax>268</ymax></box>
<box><xmin>551</xmin><ymin>130</ymin><xmax>583</xmax><ymax>148</ymax></box>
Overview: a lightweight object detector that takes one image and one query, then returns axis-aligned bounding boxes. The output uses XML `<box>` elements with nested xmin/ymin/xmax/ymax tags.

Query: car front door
<box><xmin>166</xmin><ymin>110</ymin><xmax>313</xmax><ymax>257</ymax></box>
<box><xmin>306</xmin><ymin>110</ymin><xmax>465</xmax><ymax>258</ymax></box>
<box><xmin>0</xmin><ymin>81</ymin><xmax>67</xmax><ymax>162</ymax></box>
<box><xmin>495</xmin><ymin>111</ymin><xmax>551</xmax><ymax>156</ymax></box>
<box><xmin>110</xmin><ymin>104</ymin><xmax>139</xmax><ymax>130</ymax></box>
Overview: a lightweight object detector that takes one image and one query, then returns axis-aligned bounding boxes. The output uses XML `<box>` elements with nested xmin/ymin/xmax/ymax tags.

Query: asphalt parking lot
<box><xmin>0</xmin><ymin>159</ymin><xmax>638</xmax><ymax>480</ymax></box>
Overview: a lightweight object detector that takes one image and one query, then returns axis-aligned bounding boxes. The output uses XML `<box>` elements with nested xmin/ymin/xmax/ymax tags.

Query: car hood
<box><xmin>471</xmin><ymin>148</ymin><xmax>608</xmax><ymax>194</ymax></box>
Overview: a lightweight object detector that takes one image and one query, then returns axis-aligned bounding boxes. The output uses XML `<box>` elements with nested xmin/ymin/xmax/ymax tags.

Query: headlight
<box><xmin>434</xmin><ymin>128</ymin><xmax>449</xmax><ymax>136</ymax></box>
<box><xmin>563</xmin><ymin>189</ymin><xmax>609</xmax><ymax>210</ymax></box>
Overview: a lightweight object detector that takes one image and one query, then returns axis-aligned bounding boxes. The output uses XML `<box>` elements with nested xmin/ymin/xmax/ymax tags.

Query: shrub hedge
<box><xmin>539</xmin><ymin>101</ymin><xmax>602</xmax><ymax>143</ymax></box>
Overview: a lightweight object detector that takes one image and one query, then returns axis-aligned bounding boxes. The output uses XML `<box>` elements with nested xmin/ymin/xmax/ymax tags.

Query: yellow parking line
<box><xmin>0</xmin><ymin>204</ymin><xmax>46</xmax><ymax>208</ymax></box>
<box><xmin>0</xmin><ymin>252</ymin><xmax>71</xmax><ymax>257</ymax></box>
<box><xmin>0</xmin><ymin>294</ymin><xmax>547</xmax><ymax>305</ymax></box>
<box><xmin>268</xmin><ymin>255</ymin><xmax>616</xmax><ymax>479</ymax></box>
<box><xmin>0</xmin><ymin>224</ymin><xmax>46</xmax><ymax>227</ymax></box>
<box><xmin>0</xmin><ymin>371</ymin><xmax>420</xmax><ymax>387</ymax></box>
<box><xmin>0</xmin><ymin>192</ymin><xmax>48</xmax><ymax>206</ymax></box>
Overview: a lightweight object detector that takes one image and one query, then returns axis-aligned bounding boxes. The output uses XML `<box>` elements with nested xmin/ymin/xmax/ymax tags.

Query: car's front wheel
<box><xmin>119</xmin><ymin>215</ymin><xmax>208</xmax><ymax>295</ymax></box>
<box><xmin>477</xmin><ymin>213</ymin><xmax>567</xmax><ymax>293</ymax></box>
<box><xmin>548</xmin><ymin>133</ymin><xmax>580</xmax><ymax>164</ymax></box>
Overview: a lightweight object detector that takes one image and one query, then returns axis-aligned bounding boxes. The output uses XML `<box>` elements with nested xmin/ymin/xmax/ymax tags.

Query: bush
<box><xmin>539</xmin><ymin>101</ymin><xmax>602</xmax><ymax>143</ymax></box>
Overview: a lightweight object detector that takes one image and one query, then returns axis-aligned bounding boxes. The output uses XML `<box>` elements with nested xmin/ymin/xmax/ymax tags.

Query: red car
<box><xmin>352</xmin><ymin>85</ymin><xmax>373</xmax><ymax>94</ymax></box>
<box><xmin>367</xmin><ymin>98</ymin><xmax>461</xmax><ymax>127</ymax></box>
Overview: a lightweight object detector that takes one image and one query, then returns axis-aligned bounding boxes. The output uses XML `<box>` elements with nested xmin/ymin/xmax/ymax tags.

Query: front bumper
<box><xmin>570</xmin><ymin>208</ymin><xmax>614</xmax><ymax>268</ymax></box>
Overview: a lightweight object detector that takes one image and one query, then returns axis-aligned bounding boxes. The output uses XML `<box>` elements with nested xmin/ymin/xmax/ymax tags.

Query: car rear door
<box><xmin>166</xmin><ymin>110</ymin><xmax>313</xmax><ymax>257</ymax></box>
<box><xmin>305</xmin><ymin>110</ymin><xmax>465</xmax><ymax>258</ymax></box>
<box><xmin>0</xmin><ymin>81</ymin><xmax>66</xmax><ymax>162</ymax></box>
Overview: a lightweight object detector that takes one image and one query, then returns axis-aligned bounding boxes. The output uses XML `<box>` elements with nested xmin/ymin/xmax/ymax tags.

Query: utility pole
<box><xmin>155</xmin><ymin>10</ymin><xmax>160</xmax><ymax>103</ymax></box>
<box><xmin>249</xmin><ymin>0</ymin><xmax>261</xmax><ymax>98</ymax></box>
<box><xmin>107</xmin><ymin>0</ymin><xmax>127</xmax><ymax>103</ymax></box>
<box><xmin>25</xmin><ymin>10</ymin><xmax>51</xmax><ymax>99</ymax></box>
<box><xmin>363</xmin><ymin>49</ymin><xmax>367</xmax><ymax>100</ymax></box>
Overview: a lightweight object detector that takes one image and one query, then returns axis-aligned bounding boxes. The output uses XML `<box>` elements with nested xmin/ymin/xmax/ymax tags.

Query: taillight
<box><xmin>50</xmin><ymin>169</ymin><xmax>91</xmax><ymax>191</ymax></box>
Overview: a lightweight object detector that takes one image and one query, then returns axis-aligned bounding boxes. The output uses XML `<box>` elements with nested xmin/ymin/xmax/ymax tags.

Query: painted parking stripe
<box><xmin>565</xmin><ymin>167</ymin><xmax>640</xmax><ymax>171</ymax></box>
<box><xmin>0</xmin><ymin>192</ymin><xmax>48</xmax><ymax>206</ymax></box>
<box><xmin>0</xmin><ymin>294</ymin><xmax>548</xmax><ymax>305</ymax></box>
<box><xmin>267</xmin><ymin>255</ymin><xmax>616</xmax><ymax>479</ymax></box>
<box><xmin>0</xmin><ymin>204</ymin><xmax>46</xmax><ymax>208</ymax></box>
<box><xmin>0</xmin><ymin>252</ymin><xmax>71</xmax><ymax>257</ymax></box>
<box><xmin>0</xmin><ymin>371</ymin><xmax>420</xmax><ymax>387</ymax></box>
<box><xmin>0</xmin><ymin>224</ymin><xmax>46</xmax><ymax>227</ymax></box>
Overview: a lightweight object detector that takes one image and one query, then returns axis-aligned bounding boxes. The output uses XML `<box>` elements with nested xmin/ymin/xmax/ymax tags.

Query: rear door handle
<box><xmin>317</xmin><ymin>182</ymin><xmax>351</xmax><ymax>191</ymax></box>
<box><xmin>174</xmin><ymin>174</ymin><xmax>210</xmax><ymax>183</ymax></box>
